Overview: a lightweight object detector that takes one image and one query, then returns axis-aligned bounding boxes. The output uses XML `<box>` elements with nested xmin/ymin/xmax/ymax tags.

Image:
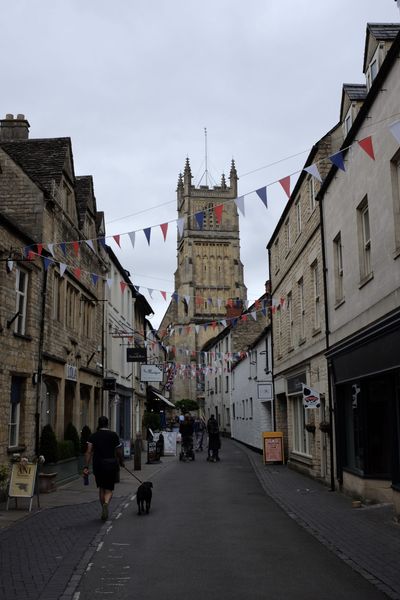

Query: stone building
<box><xmin>319</xmin><ymin>24</ymin><xmax>400</xmax><ymax>510</ymax></box>
<box><xmin>159</xmin><ymin>158</ymin><xmax>247</xmax><ymax>404</ymax></box>
<box><xmin>267</xmin><ymin>127</ymin><xmax>342</xmax><ymax>485</ymax></box>
<box><xmin>0</xmin><ymin>114</ymin><xmax>106</xmax><ymax>459</ymax></box>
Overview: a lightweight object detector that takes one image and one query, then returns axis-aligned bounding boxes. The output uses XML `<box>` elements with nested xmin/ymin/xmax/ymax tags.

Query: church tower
<box><xmin>159</xmin><ymin>158</ymin><xmax>247</xmax><ymax>404</ymax></box>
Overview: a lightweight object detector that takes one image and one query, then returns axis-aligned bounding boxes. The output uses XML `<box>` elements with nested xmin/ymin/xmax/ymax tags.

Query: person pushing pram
<box><xmin>193</xmin><ymin>416</ymin><xmax>206</xmax><ymax>452</ymax></box>
<box><xmin>179</xmin><ymin>413</ymin><xmax>195</xmax><ymax>461</ymax></box>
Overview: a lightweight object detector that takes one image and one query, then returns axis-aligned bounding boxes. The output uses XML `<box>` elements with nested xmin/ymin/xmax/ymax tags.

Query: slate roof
<box><xmin>0</xmin><ymin>137</ymin><xmax>72</xmax><ymax>198</ymax></box>
<box><xmin>367</xmin><ymin>23</ymin><xmax>400</xmax><ymax>40</ymax></box>
<box><xmin>342</xmin><ymin>83</ymin><xmax>367</xmax><ymax>102</ymax></box>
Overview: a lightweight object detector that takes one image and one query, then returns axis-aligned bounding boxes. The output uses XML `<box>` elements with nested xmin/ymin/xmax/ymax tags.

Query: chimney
<box><xmin>0</xmin><ymin>113</ymin><xmax>30</xmax><ymax>141</ymax></box>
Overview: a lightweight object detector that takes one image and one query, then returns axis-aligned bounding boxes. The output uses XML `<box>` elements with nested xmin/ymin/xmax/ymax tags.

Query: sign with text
<box><xmin>127</xmin><ymin>347</ymin><xmax>147</xmax><ymax>363</ymax></box>
<box><xmin>8</xmin><ymin>462</ymin><xmax>37</xmax><ymax>498</ymax></box>
<box><xmin>103</xmin><ymin>377</ymin><xmax>116</xmax><ymax>391</ymax></box>
<box><xmin>262</xmin><ymin>432</ymin><xmax>284</xmax><ymax>464</ymax></box>
<box><xmin>258</xmin><ymin>382</ymin><xmax>273</xmax><ymax>400</ymax></box>
<box><xmin>141</xmin><ymin>364</ymin><xmax>163</xmax><ymax>382</ymax></box>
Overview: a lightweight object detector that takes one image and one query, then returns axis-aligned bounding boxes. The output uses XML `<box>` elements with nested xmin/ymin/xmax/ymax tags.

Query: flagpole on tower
<box><xmin>204</xmin><ymin>127</ymin><xmax>208</xmax><ymax>187</ymax></box>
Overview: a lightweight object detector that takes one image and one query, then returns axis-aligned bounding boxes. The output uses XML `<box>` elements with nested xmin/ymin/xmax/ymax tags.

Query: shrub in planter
<box><xmin>80</xmin><ymin>425</ymin><xmax>92</xmax><ymax>454</ymax></box>
<box><xmin>39</xmin><ymin>425</ymin><xmax>58</xmax><ymax>464</ymax></box>
<box><xmin>64</xmin><ymin>422</ymin><xmax>80</xmax><ymax>456</ymax></box>
<box><xmin>143</xmin><ymin>412</ymin><xmax>161</xmax><ymax>432</ymax></box>
<box><xmin>57</xmin><ymin>440</ymin><xmax>75</xmax><ymax>461</ymax></box>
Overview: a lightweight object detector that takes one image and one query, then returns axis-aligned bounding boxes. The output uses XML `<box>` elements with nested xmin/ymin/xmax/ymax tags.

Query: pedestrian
<box><xmin>207</xmin><ymin>415</ymin><xmax>221</xmax><ymax>462</ymax></box>
<box><xmin>193</xmin><ymin>416</ymin><xmax>205</xmax><ymax>451</ymax></box>
<box><xmin>84</xmin><ymin>416</ymin><xmax>124</xmax><ymax>521</ymax></box>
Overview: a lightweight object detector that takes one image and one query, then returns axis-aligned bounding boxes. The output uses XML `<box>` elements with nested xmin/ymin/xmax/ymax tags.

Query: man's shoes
<box><xmin>101</xmin><ymin>502</ymin><xmax>109</xmax><ymax>521</ymax></box>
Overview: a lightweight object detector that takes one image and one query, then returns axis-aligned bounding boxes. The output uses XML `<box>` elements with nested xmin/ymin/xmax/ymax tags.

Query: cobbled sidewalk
<box><xmin>241</xmin><ymin>443</ymin><xmax>400</xmax><ymax>600</ymax></box>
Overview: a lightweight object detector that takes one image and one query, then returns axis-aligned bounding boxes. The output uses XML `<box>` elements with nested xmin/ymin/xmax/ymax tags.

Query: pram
<box><xmin>179</xmin><ymin>434</ymin><xmax>195</xmax><ymax>461</ymax></box>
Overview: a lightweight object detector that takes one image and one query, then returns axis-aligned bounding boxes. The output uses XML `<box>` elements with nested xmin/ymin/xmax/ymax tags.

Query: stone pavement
<box><xmin>241</xmin><ymin>444</ymin><xmax>400</xmax><ymax>600</ymax></box>
<box><xmin>1</xmin><ymin>442</ymin><xmax>400</xmax><ymax>599</ymax></box>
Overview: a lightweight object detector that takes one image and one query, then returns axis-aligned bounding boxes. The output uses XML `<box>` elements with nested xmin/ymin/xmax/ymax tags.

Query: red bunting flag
<box><xmin>27</xmin><ymin>250</ymin><xmax>35</xmax><ymax>261</ymax></box>
<box><xmin>214</xmin><ymin>204</ymin><xmax>223</xmax><ymax>224</ymax></box>
<box><xmin>160</xmin><ymin>290</ymin><xmax>167</xmax><ymax>301</ymax></box>
<box><xmin>120</xmin><ymin>281</ymin><xmax>127</xmax><ymax>293</ymax></box>
<box><xmin>160</xmin><ymin>223</ymin><xmax>168</xmax><ymax>241</ymax></box>
<box><xmin>279</xmin><ymin>176</ymin><xmax>291</xmax><ymax>198</ymax></box>
<box><xmin>358</xmin><ymin>136</ymin><xmax>375</xmax><ymax>160</ymax></box>
<box><xmin>113</xmin><ymin>234</ymin><xmax>121</xmax><ymax>248</ymax></box>
<box><xmin>211</xmin><ymin>321</ymin><xmax>218</xmax><ymax>330</ymax></box>
<box><xmin>72</xmin><ymin>241</ymin><xmax>80</xmax><ymax>256</ymax></box>
<box><xmin>36</xmin><ymin>243</ymin><xmax>43</xmax><ymax>256</ymax></box>
<box><xmin>196</xmin><ymin>295</ymin><xmax>203</xmax><ymax>306</ymax></box>
<box><xmin>74</xmin><ymin>267</ymin><xmax>81</xmax><ymax>279</ymax></box>
<box><xmin>241</xmin><ymin>314</ymin><xmax>248</xmax><ymax>322</ymax></box>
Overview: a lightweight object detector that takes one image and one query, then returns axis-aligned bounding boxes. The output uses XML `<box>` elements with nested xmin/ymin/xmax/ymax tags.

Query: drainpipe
<box><xmin>318</xmin><ymin>197</ymin><xmax>335</xmax><ymax>492</ymax></box>
<box><xmin>35</xmin><ymin>267</ymin><xmax>48</xmax><ymax>456</ymax></box>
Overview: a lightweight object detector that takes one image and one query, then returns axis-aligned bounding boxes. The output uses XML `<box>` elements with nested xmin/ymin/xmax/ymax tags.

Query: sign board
<box><xmin>123</xmin><ymin>439</ymin><xmax>131</xmax><ymax>458</ymax></box>
<box><xmin>8</xmin><ymin>462</ymin><xmax>37</xmax><ymax>499</ymax></box>
<box><xmin>147</xmin><ymin>440</ymin><xmax>161</xmax><ymax>464</ymax></box>
<box><xmin>65</xmin><ymin>364</ymin><xmax>77</xmax><ymax>381</ymax></box>
<box><xmin>103</xmin><ymin>377</ymin><xmax>116</xmax><ymax>391</ymax></box>
<box><xmin>127</xmin><ymin>347</ymin><xmax>147</xmax><ymax>363</ymax></box>
<box><xmin>258</xmin><ymin>383</ymin><xmax>273</xmax><ymax>400</ymax></box>
<box><xmin>141</xmin><ymin>364</ymin><xmax>163</xmax><ymax>382</ymax></box>
<box><xmin>153</xmin><ymin>431</ymin><xmax>177</xmax><ymax>456</ymax></box>
<box><xmin>262</xmin><ymin>432</ymin><xmax>284</xmax><ymax>464</ymax></box>
<box><xmin>302</xmin><ymin>384</ymin><xmax>321</xmax><ymax>409</ymax></box>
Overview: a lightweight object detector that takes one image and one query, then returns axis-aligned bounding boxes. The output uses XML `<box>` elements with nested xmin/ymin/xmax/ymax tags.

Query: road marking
<box><xmin>130</xmin><ymin>494</ymin><xmax>136</xmax><ymax>501</ymax></box>
<box><xmin>86</xmin><ymin>563</ymin><xmax>93</xmax><ymax>572</ymax></box>
<box><xmin>115</xmin><ymin>512</ymin><xmax>122</xmax><ymax>519</ymax></box>
<box><xmin>124</xmin><ymin>502</ymin><xmax>129</xmax><ymax>509</ymax></box>
<box><xmin>97</xmin><ymin>541</ymin><xmax>104</xmax><ymax>552</ymax></box>
<box><xmin>106</xmin><ymin>525</ymin><xmax>113</xmax><ymax>534</ymax></box>
<box><xmin>73</xmin><ymin>593</ymin><xmax>80</xmax><ymax>599</ymax></box>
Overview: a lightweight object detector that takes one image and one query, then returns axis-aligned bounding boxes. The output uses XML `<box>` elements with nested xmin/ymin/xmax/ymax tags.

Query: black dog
<box><xmin>136</xmin><ymin>481</ymin><xmax>153</xmax><ymax>515</ymax></box>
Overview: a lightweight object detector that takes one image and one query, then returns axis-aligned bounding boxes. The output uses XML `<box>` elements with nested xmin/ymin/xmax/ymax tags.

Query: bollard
<box><xmin>134</xmin><ymin>435</ymin><xmax>142</xmax><ymax>470</ymax></box>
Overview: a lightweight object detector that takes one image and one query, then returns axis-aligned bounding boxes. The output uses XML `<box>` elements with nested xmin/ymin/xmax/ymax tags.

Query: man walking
<box><xmin>84</xmin><ymin>416</ymin><xmax>123</xmax><ymax>521</ymax></box>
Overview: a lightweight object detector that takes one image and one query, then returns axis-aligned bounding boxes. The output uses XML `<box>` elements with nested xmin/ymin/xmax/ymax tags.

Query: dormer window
<box><xmin>370</xmin><ymin>59</ymin><xmax>378</xmax><ymax>83</ymax></box>
<box><xmin>344</xmin><ymin>112</ymin><xmax>352</xmax><ymax>136</ymax></box>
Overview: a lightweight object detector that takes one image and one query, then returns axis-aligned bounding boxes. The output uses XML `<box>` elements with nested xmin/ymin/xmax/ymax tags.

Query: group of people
<box><xmin>179</xmin><ymin>413</ymin><xmax>221</xmax><ymax>462</ymax></box>
<box><xmin>83</xmin><ymin>411</ymin><xmax>222</xmax><ymax>522</ymax></box>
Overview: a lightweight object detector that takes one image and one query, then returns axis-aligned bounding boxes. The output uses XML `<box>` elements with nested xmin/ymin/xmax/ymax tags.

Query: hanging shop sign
<box><xmin>103</xmin><ymin>377</ymin><xmax>117</xmax><ymax>391</ymax></box>
<box><xmin>258</xmin><ymin>383</ymin><xmax>273</xmax><ymax>400</ymax></box>
<box><xmin>141</xmin><ymin>364</ymin><xmax>163</xmax><ymax>382</ymax></box>
<box><xmin>127</xmin><ymin>347</ymin><xmax>147</xmax><ymax>363</ymax></box>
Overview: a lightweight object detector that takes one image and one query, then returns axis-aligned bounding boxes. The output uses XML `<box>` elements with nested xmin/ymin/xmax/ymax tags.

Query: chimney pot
<box><xmin>0</xmin><ymin>113</ymin><xmax>30</xmax><ymax>141</ymax></box>
<box><xmin>6</xmin><ymin>114</ymin><xmax>14</xmax><ymax>120</ymax></box>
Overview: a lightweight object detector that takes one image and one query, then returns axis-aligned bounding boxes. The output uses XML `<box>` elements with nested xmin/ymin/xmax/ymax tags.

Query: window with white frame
<box><xmin>333</xmin><ymin>233</ymin><xmax>344</xmax><ymax>303</ymax></box>
<box><xmin>15</xmin><ymin>267</ymin><xmax>28</xmax><ymax>335</ymax></box>
<box><xmin>344</xmin><ymin>110</ymin><xmax>352</xmax><ymax>136</ymax></box>
<box><xmin>390</xmin><ymin>152</ymin><xmax>400</xmax><ymax>251</ymax></box>
<box><xmin>291</xmin><ymin>395</ymin><xmax>311</xmax><ymax>455</ymax></box>
<box><xmin>311</xmin><ymin>261</ymin><xmax>321</xmax><ymax>331</ymax></box>
<box><xmin>298</xmin><ymin>277</ymin><xmax>305</xmax><ymax>341</ymax></box>
<box><xmin>287</xmin><ymin>291</ymin><xmax>293</xmax><ymax>348</ymax></box>
<box><xmin>295</xmin><ymin>197</ymin><xmax>302</xmax><ymax>237</ymax></box>
<box><xmin>9</xmin><ymin>376</ymin><xmax>23</xmax><ymax>447</ymax></box>
<box><xmin>285</xmin><ymin>218</ymin><xmax>291</xmax><ymax>254</ymax></box>
<box><xmin>357</xmin><ymin>197</ymin><xmax>372</xmax><ymax>280</ymax></box>
<box><xmin>277</xmin><ymin>305</ymin><xmax>282</xmax><ymax>357</ymax></box>
<box><xmin>308</xmin><ymin>175</ymin><xmax>316</xmax><ymax>213</ymax></box>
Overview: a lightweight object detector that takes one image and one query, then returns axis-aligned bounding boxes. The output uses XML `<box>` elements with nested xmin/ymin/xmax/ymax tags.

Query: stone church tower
<box><xmin>159</xmin><ymin>158</ymin><xmax>247</xmax><ymax>404</ymax></box>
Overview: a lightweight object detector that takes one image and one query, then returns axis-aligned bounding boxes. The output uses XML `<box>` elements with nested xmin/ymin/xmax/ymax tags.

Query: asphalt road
<box><xmin>76</xmin><ymin>441</ymin><xmax>386</xmax><ymax>600</ymax></box>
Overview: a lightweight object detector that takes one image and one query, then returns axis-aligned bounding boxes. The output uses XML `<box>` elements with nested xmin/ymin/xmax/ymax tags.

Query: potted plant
<box><xmin>319</xmin><ymin>420</ymin><xmax>331</xmax><ymax>434</ymax></box>
<box><xmin>305</xmin><ymin>422</ymin><xmax>316</xmax><ymax>434</ymax></box>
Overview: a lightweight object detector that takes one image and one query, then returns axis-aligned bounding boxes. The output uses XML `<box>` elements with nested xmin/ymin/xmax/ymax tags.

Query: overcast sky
<box><xmin>1</xmin><ymin>0</ymin><xmax>399</xmax><ymax>327</ymax></box>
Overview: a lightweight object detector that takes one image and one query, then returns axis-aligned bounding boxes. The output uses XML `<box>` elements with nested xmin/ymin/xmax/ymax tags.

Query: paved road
<box><xmin>76</xmin><ymin>441</ymin><xmax>386</xmax><ymax>600</ymax></box>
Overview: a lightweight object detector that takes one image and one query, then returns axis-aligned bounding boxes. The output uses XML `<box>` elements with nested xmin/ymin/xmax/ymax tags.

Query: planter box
<box><xmin>38</xmin><ymin>472</ymin><xmax>57</xmax><ymax>494</ymax></box>
<box><xmin>41</xmin><ymin>457</ymin><xmax>80</xmax><ymax>486</ymax></box>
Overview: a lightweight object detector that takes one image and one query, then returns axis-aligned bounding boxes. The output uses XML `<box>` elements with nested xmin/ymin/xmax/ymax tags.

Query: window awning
<box><xmin>152</xmin><ymin>390</ymin><xmax>175</xmax><ymax>408</ymax></box>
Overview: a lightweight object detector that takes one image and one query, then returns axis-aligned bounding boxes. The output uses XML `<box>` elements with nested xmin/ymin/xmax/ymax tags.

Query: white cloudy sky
<box><xmin>1</xmin><ymin>0</ymin><xmax>398</xmax><ymax>327</ymax></box>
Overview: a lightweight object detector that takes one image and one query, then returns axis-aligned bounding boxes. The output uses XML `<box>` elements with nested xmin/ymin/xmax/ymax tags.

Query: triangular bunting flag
<box><xmin>304</xmin><ymin>163</ymin><xmax>322</xmax><ymax>182</ymax></box>
<box><xmin>195</xmin><ymin>212</ymin><xmax>204</xmax><ymax>230</ymax></box>
<box><xmin>279</xmin><ymin>176</ymin><xmax>291</xmax><ymax>198</ymax></box>
<box><xmin>195</xmin><ymin>325</ymin><xmax>200</xmax><ymax>334</ymax></box>
<box><xmin>86</xmin><ymin>239</ymin><xmax>95</xmax><ymax>252</ymax></box>
<box><xmin>234</xmin><ymin>196</ymin><xmax>245</xmax><ymax>217</ymax></box>
<box><xmin>220</xmin><ymin>319</ymin><xmax>227</xmax><ymax>328</ymax></box>
<box><xmin>389</xmin><ymin>120</ymin><xmax>400</xmax><ymax>144</ymax></box>
<box><xmin>91</xmin><ymin>273</ymin><xmax>99</xmax><ymax>285</ymax></box>
<box><xmin>37</xmin><ymin>243</ymin><xmax>43</xmax><ymax>256</ymax></box>
<box><xmin>60</xmin><ymin>242</ymin><xmax>67</xmax><ymax>256</ymax></box>
<box><xmin>214</xmin><ymin>204</ymin><xmax>223</xmax><ymax>224</ymax></box>
<box><xmin>128</xmin><ymin>231</ymin><xmax>135</xmax><ymax>249</ymax></box>
<box><xmin>120</xmin><ymin>281</ymin><xmax>127</xmax><ymax>294</ymax></box>
<box><xmin>113</xmin><ymin>234</ymin><xmax>121</xmax><ymax>248</ymax></box>
<box><xmin>72</xmin><ymin>241</ymin><xmax>80</xmax><ymax>256</ymax></box>
<box><xmin>211</xmin><ymin>321</ymin><xmax>217</xmax><ymax>330</ymax></box>
<box><xmin>358</xmin><ymin>136</ymin><xmax>375</xmax><ymax>160</ymax></box>
<box><xmin>147</xmin><ymin>288</ymin><xmax>154</xmax><ymax>298</ymax></box>
<box><xmin>160</xmin><ymin>290</ymin><xmax>167</xmax><ymax>301</ymax></box>
<box><xmin>6</xmin><ymin>259</ymin><xmax>14</xmax><ymax>272</ymax></box>
<box><xmin>184</xmin><ymin>295</ymin><xmax>190</xmax><ymax>306</ymax></box>
<box><xmin>59</xmin><ymin>263</ymin><xmax>67</xmax><ymax>277</ymax></box>
<box><xmin>98</xmin><ymin>237</ymin><xmax>106</xmax><ymax>249</ymax></box>
<box><xmin>160</xmin><ymin>223</ymin><xmax>168</xmax><ymax>241</ymax></box>
<box><xmin>177</xmin><ymin>217</ymin><xmax>184</xmax><ymax>238</ymax></box>
<box><xmin>172</xmin><ymin>292</ymin><xmax>179</xmax><ymax>303</ymax></box>
<box><xmin>47</xmin><ymin>243</ymin><xmax>55</xmax><ymax>257</ymax></box>
<box><xmin>106</xmin><ymin>278</ymin><xmax>113</xmax><ymax>289</ymax></box>
<box><xmin>74</xmin><ymin>267</ymin><xmax>81</xmax><ymax>279</ymax></box>
<box><xmin>256</xmin><ymin>186</ymin><xmax>268</xmax><ymax>209</ymax></box>
<box><xmin>27</xmin><ymin>250</ymin><xmax>35</xmax><ymax>261</ymax></box>
<box><xmin>329</xmin><ymin>151</ymin><xmax>346</xmax><ymax>171</ymax></box>
<box><xmin>43</xmin><ymin>257</ymin><xmax>51</xmax><ymax>270</ymax></box>
<box><xmin>143</xmin><ymin>228</ymin><xmax>151</xmax><ymax>245</ymax></box>
<box><xmin>134</xmin><ymin>285</ymin><xmax>140</xmax><ymax>293</ymax></box>
<box><xmin>251</xmin><ymin>311</ymin><xmax>257</xmax><ymax>321</ymax></box>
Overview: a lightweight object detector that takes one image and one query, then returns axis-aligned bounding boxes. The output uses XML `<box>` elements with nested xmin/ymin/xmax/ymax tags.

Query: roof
<box><xmin>0</xmin><ymin>137</ymin><xmax>73</xmax><ymax>198</ymax></box>
<box><xmin>363</xmin><ymin>23</ymin><xmax>400</xmax><ymax>72</ymax></box>
<box><xmin>342</xmin><ymin>83</ymin><xmax>367</xmax><ymax>102</ymax></box>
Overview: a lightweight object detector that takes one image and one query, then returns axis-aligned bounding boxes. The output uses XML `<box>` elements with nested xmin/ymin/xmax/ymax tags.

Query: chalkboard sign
<box><xmin>147</xmin><ymin>441</ymin><xmax>161</xmax><ymax>464</ymax></box>
<box><xmin>262</xmin><ymin>432</ymin><xmax>284</xmax><ymax>464</ymax></box>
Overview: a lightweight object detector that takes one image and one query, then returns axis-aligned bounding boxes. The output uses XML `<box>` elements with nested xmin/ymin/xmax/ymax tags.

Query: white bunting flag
<box><xmin>86</xmin><ymin>239</ymin><xmax>95</xmax><ymax>252</ymax></box>
<box><xmin>234</xmin><ymin>196</ymin><xmax>245</xmax><ymax>217</ymax></box>
<box><xmin>304</xmin><ymin>163</ymin><xmax>322</xmax><ymax>182</ymax></box>
<box><xmin>47</xmin><ymin>243</ymin><xmax>55</xmax><ymax>257</ymax></box>
<box><xmin>389</xmin><ymin>120</ymin><xmax>400</xmax><ymax>144</ymax></box>
<box><xmin>59</xmin><ymin>263</ymin><xmax>67</xmax><ymax>277</ymax></box>
<box><xmin>128</xmin><ymin>231</ymin><xmax>136</xmax><ymax>249</ymax></box>
<box><xmin>177</xmin><ymin>217</ymin><xmax>184</xmax><ymax>238</ymax></box>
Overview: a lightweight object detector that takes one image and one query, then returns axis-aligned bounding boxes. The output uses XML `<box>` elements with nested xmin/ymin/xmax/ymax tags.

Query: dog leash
<box><xmin>121</xmin><ymin>464</ymin><xmax>144</xmax><ymax>484</ymax></box>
